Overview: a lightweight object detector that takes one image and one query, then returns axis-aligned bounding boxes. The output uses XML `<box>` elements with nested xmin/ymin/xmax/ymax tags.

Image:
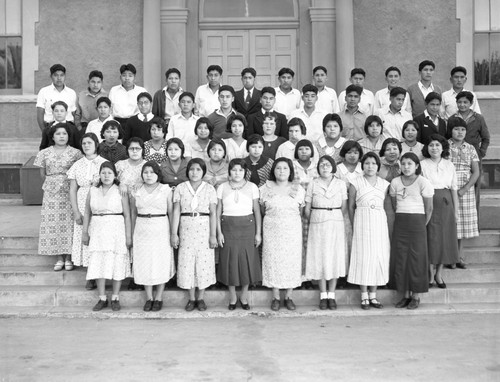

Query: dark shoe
<box><xmin>361</xmin><ymin>299</ymin><xmax>370</xmax><ymax>310</ymax></box>
<box><xmin>285</xmin><ymin>298</ymin><xmax>296</xmax><ymax>311</ymax></box>
<box><xmin>407</xmin><ymin>297</ymin><xmax>420</xmax><ymax>310</ymax></box>
<box><xmin>446</xmin><ymin>264</ymin><xmax>457</xmax><ymax>269</ymax></box>
<box><xmin>369</xmin><ymin>298</ymin><xmax>383</xmax><ymax>309</ymax></box>
<box><xmin>185</xmin><ymin>300</ymin><xmax>196</xmax><ymax>312</ymax></box>
<box><xmin>434</xmin><ymin>275</ymin><xmax>446</xmax><ymax>289</ymax></box>
<box><xmin>319</xmin><ymin>299</ymin><xmax>328</xmax><ymax>310</ymax></box>
<box><xmin>328</xmin><ymin>298</ymin><xmax>337</xmax><ymax>310</ymax></box>
<box><xmin>143</xmin><ymin>299</ymin><xmax>153</xmax><ymax>311</ymax></box>
<box><xmin>456</xmin><ymin>261</ymin><xmax>467</xmax><ymax>269</ymax></box>
<box><xmin>85</xmin><ymin>280</ymin><xmax>97</xmax><ymax>290</ymax></box>
<box><xmin>270</xmin><ymin>298</ymin><xmax>280</xmax><ymax>311</ymax></box>
<box><xmin>239</xmin><ymin>299</ymin><xmax>250</xmax><ymax>310</ymax></box>
<box><xmin>304</xmin><ymin>281</ymin><xmax>314</xmax><ymax>290</ymax></box>
<box><xmin>92</xmin><ymin>299</ymin><xmax>108</xmax><ymax>311</ymax></box>
<box><xmin>111</xmin><ymin>299</ymin><xmax>121</xmax><ymax>311</ymax></box>
<box><xmin>127</xmin><ymin>279</ymin><xmax>144</xmax><ymax>291</ymax></box>
<box><xmin>152</xmin><ymin>300</ymin><xmax>163</xmax><ymax>312</ymax></box>
<box><xmin>197</xmin><ymin>299</ymin><xmax>207</xmax><ymax>311</ymax></box>
<box><xmin>228</xmin><ymin>301</ymin><xmax>237</xmax><ymax>310</ymax></box>
<box><xmin>395</xmin><ymin>297</ymin><xmax>412</xmax><ymax>308</ymax></box>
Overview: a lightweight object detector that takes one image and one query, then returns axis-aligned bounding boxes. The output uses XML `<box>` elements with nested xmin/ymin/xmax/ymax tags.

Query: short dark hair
<box><xmin>422</xmin><ymin>134</ymin><xmax>450</xmax><ymax>159</ymax></box>
<box><xmin>364</xmin><ymin>115</ymin><xmax>384</xmax><ymax>135</ymax></box>
<box><xmin>345</xmin><ymin>84</ymin><xmax>362</xmax><ymax>96</ymax></box>
<box><xmin>339</xmin><ymin>140</ymin><xmax>363</xmax><ymax>158</ymax></box>
<box><xmin>166</xmin><ymin>138</ymin><xmax>185</xmax><ymax>159</ymax></box>
<box><xmin>246</xmin><ymin>134</ymin><xmax>265</xmax><ymax>151</ymax></box>
<box><xmin>207</xmin><ymin>138</ymin><xmax>226</xmax><ymax>158</ymax></box>
<box><xmin>97</xmin><ymin>161</ymin><xmax>120</xmax><ymax>187</ymax></box>
<box><xmin>389</xmin><ymin>87</ymin><xmax>406</xmax><ymax>98</ymax></box>
<box><xmin>400</xmin><ymin>152</ymin><xmax>422</xmax><ymax>175</ymax></box>
<box><xmin>150</xmin><ymin>116</ymin><xmax>167</xmax><ymax>134</ymax></box>
<box><xmin>379</xmin><ymin>138</ymin><xmax>402</xmax><ymax>157</ymax></box>
<box><xmin>50</xmin><ymin>64</ymin><xmax>66</xmax><ymax>75</ymax></box>
<box><xmin>195</xmin><ymin>117</ymin><xmax>214</xmax><ymax>139</ymax></box>
<box><xmin>313</xmin><ymin>66</ymin><xmax>327</xmax><ymax>75</ymax></box>
<box><xmin>120</xmin><ymin>63</ymin><xmax>136</xmax><ymax>74</ymax></box>
<box><xmin>228</xmin><ymin>158</ymin><xmax>249</xmax><ymax>178</ymax></box>
<box><xmin>241</xmin><ymin>67</ymin><xmax>256</xmax><ymax>77</ymax></box>
<box><xmin>88</xmin><ymin>70</ymin><xmax>103</xmax><ymax>80</ymax></box>
<box><xmin>186</xmin><ymin>157</ymin><xmax>207</xmax><ymax>178</ymax></box>
<box><xmin>302</xmin><ymin>84</ymin><xmax>318</xmax><ymax>94</ymax></box>
<box><xmin>226</xmin><ymin>114</ymin><xmax>247</xmax><ymax>133</ymax></box>
<box><xmin>288</xmin><ymin>117</ymin><xmax>307</xmax><ymax>135</ymax></box>
<box><xmin>455</xmin><ymin>90</ymin><xmax>474</xmax><ymax>104</ymax></box>
<box><xmin>269</xmin><ymin>157</ymin><xmax>294</xmax><ymax>182</ymax></box>
<box><xmin>317</xmin><ymin>155</ymin><xmax>337</xmax><ymax>175</ymax></box>
<box><xmin>451</xmin><ymin>66</ymin><xmax>467</xmax><ymax>77</ymax></box>
<box><xmin>96</xmin><ymin>96</ymin><xmax>111</xmax><ymax>108</ymax></box>
<box><xmin>385</xmin><ymin>66</ymin><xmax>401</xmax><ymax>77</ymax></box>
<box><xmin>294</xmin><ymin>139</ymin><xmax>315</xmax><ymax>160</ymax></box>
<box><xmin>165</xmin><ymin>68</ymin><xmax>181</xmax><ymax>79</ymax></box>
<box><xmin>207</xmin><ymin>65</ymin><xmax>223</xmax><ymax>75</ymax></box>
<box><xmin>350</xmin><ymin>68</ymin><xmax>366</xmax><ymax>78</ymax></box>
<box><xmin>263</xmin><ymin>111</ymin><xmax>278</xmax><ymax>122</ymax></box>
<box><xmin>418</xmin><ymin>60</ymin><xmax>435</xmax><ymax>71</ymax></box>
<box><xmin>51</xmin><ymin>101</ymin><xmax>68</xmax><ymax>111</ymax></box>
<box><xmin>141</xmin><ymin>160</ymin><xmax>163</xmax><ymax>183</ymax></box>
<box><xmin>126</xmin><ymin>137</ymin><xmax>145</xmax><ymax>157</ymax></box>
<box><xmin>219</xmin><ymin>85</ymin><xmax>235</xmax><ymax>97</ymax></box>
<box><xmin>48</xmin><ymin>123</ymin><xmax>71</xmax><ymax>144</ymax></box>
<box><xmin>278</xmin><ymin>67</ymin><xmax>295</xmax><ymax>77</ymax></box>
<box><xmin>425</xmin><ymin>92</ymin><xmax>442</xmax><ymax>104</ymax></box>
<box><xmin>446</xmin><ymin>116</ymin><xmax>468</xmax><ymax>138</ymax></box>
<box><xmin>101</xmin><ymin>120</ymin><xmax>124</xmax><ymax>140</ymax></box>
<box><xmin>260</xmin><ymin>86</ymin><xmax>276</xmax><ymax>97</ymax></box>
<box><xmin>361</xmin><ymin>152</ymin><xmax>381</xmax><ymax>172</ymax></box>
<box><xmin>322</xmin><ymin>113</ymin><xmax>343</xmax><ymax>132</ymax></box>
<box><xmin>402</xmin><ymin>120</ymin><xmax>420</xmax><ymax>138</ymax></box>
<box><xmin>137</xmin><ymin>92</ymin><xmax>152</xmax><ymax>103</ymax></box>
<box><xmin>179</xmin><ymin>91</ymin><xmax>195</xmax><ymax>103</ymax></box>
<box><xmin>80</xmin><ymin>132</ymin><xmax>100</xmax><ymax>155</ymax></box>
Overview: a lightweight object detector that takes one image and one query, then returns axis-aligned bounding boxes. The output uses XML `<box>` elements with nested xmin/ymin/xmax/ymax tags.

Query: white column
<box><xmin>143</xmin><ymin>0</ymin><xmax>162</xmax><ymax>92</ymax></box>
<box><xmin>335</xmin><ymin>0</ymin><xmax>355</xmax><ymax>90</ymax></box>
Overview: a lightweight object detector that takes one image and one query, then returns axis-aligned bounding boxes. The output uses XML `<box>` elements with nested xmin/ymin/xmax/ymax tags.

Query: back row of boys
<box><xmin>36</xmin><ymin>60</ymin><xmax>481</xmax><ymax>144</ymax></box>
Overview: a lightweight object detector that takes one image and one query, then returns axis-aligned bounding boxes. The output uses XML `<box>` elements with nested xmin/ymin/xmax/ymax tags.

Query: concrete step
<box><xmin>464</xmin><ymin>230</ymin><xmax>500</xmax><ymax>247</ymax></box>
<box><xmin>0</xmin><ymin>236</ymin><xmax>38</xmax><ymax>250</ymax></box>
<box><xmin>462</xmin><ymin>247</ymin><xmax>500</xmax><ymax>264</ymax></box>
<box><xmin>0</xmin><ymin>266</ymin><xmax>86</xmax><ymax>286</ymax></box>
<box><xmin>440</xmin><ymin>263</ymin><xmax>500</xmax><ymax>283</ymax></box>
<box><xmin>0</xmin><ymin>283</ymin><xmax>498</xmax><ymax>307</ymax></box>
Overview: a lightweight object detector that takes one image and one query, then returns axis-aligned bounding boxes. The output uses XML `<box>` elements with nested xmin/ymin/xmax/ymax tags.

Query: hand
<box><xmin>209</xmin><ymin>235</ymin><xmax>218</xmax><ymax>249</ymax></box>
<box><xmin>119</xmin><ymin>184</ymin><xmax>128</xmax><ymax>197</ymax></box>
<box><xmin>254</xmin><ymin>233</ymin><xmax>262</xmax><ymax>248</ymax></box>
<box><xmin>217</xmin><ymin>233</ymin><xmax>225</xmax><ymax>248</ymax></box>
<box><xmin>457</xmin><ymin>188</ymin><xmax>466</xmax><ymax>197</ymax></box>
<box><xmin>82</xmin><ymin>232</ymin><xmax>90</xmax><ymax>246</ymax></box>
<box><xmin>170</xmin><ymin>234</ymin><xmax>179</xmax><ymax>249</ymax></box>
<box><xmin>126</xmin><ymin>236</ymin><xmax>133</xmax><ymax>250</ymax></box>
<box><xmin>74</xmin><ymin>212</ymin><xmax>83</xmax><ymax>225</ymax></box>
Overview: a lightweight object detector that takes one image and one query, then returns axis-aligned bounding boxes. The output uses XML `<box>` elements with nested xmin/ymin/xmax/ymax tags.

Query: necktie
<box><xmin>245</xmin><ymin>90</ymin><xmax>251</xmax><ymax>107</ymax></box>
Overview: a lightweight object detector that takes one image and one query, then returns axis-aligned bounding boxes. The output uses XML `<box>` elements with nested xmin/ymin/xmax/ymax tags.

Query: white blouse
<box><xmin>420</xmin><ymin>158</ymin><xmax>458</xmax><ymax>190</ymax></box>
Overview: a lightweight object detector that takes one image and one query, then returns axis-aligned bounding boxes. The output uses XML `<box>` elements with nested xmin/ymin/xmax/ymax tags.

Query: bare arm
<box><xmin>253</xmin><ymin>198</ymin><xmax>262</xmax><ymax>248</ymax></box>
<box><xmin>423</xmin><ymin>196</ymin><xmax>433</xmax><ymax>225</ymax></box>
<box><xmin>129</xmin><ymin>195</ymin><xmax>137</xmax><ymax>237</ymax></box>
<box><xmin>36</xmin><ymin>107</ymin><xmax>46</xmax><ymax>131</ymax></box>
<box><xmin>458</xmin><ymin>161</ymin><xmax>480</xmax><ymax>197</ymax></box>
<box><xmin>348</xmin><ymin>184</ymin><xmax>357</xmax><ymax>225</ymax></box>
<box><xmin>209</xmin><ymin>202</ymin><xmax>218</xmax><ymax>249</ymax></box>
<box><xmin>122</xmin><ymin>194</ymin><xmax>132</xmax><ymax>249</ymax></box>
<box><xmin>216</xmin><ymin>198</ymin><xmax>224</xmax><ymax>247</ymax></box>
<box><xmin>82</xmin><ymin>191</ymin><xmax>92</xmax><ymax>245</ymax></box>
<box><xmin>39</xmin><ymin>167</ymin><xmax>46</xmax><ymax>182</ymax></box>
<box><xmin>341</xmin><ymin>199</ymin><xmax>349</xmax><ymax>225</ymax></box>
<box><xmin>304</xmin><ymin>201</ymin><xmax>312</xmax><ymax>221</ymax></box>
<box><xmin>69</xmin><ymin>179</ymin><xmax>82</xmax><ymax>225</ymax></box>
<box><xmin>170</xmin><ymin>202</ymin><xmax>180</xmax><ymax>248</ymax></box>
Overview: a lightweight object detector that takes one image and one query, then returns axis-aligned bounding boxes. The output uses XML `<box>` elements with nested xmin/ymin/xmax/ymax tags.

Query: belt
<box><xmin>93</xmin><ymin>213</ymin><xmax>123</xmax><ymax>216</ymax></box>
<box><xmin>311</xmin><ymin>207</ymin><xmax>340</xmax><ymax>210</ymax></box>
<box><xmin>137</xmin><ymin>214</ymin><xmax>166</xmax><ymax>218</ymax></box>
<box><xmin>180</xmin><ymin>212</ymin><xmax>209</xmax><ymax>217</ymax></box>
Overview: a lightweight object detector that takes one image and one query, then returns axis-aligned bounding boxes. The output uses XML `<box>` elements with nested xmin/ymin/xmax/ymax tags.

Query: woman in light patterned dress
<box><xmin>260</xmin><ymin>158</ymin><xmax>305</xmax><ymax>311</ymax></box>
<box><xmin>348</xmin><ymin>152</ymin><xmax>390</xmax><ymax>310</ymax></box>
<box><xmin>143</xmin><ymin>117</ymin><xmax>168</xmax><ymax>164</ymax></box>
<box><xmin>116</xmin><ymin>137</ymin><xmax>147</xmax><ymax>197</ymax></box>
<box><xmin>131</xmin><ymin>161</ymin><xmax>175</xmax><ymax>312</ymax></box>
<box><xmin>34</xmin><ymin>124</ymin><xmax>83</xmax><ymax>271</ymax></box>
<box><xmin>171</xmin><ymin>158</ymin><xmax>218</xmax><ymax>312</ymax></box>
<box><xmin>68</xmin><ymin>132</ymin><xmax>106</xmax><ymax>289</ymax></box>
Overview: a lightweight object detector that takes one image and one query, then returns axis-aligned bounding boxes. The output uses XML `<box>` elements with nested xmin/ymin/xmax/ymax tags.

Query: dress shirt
<box><xmin>108</xmin><ymin>84</ymin><xmax>147</xmax><ymax>119</ymax></box>
<box><xmin>418</xmin><ymin>81</ymin><xmax>436</xmax><ymax>99</ymax></box>
<box><xmin>374</xmin><ymin>106</ymin><xmax>412</xmax><ymax>140</ymax></box>
<box><xmin>420</xmin><ymin>158</ymin><xmax>458</xmax><ymax>190</ymax></box>
<box><xmin>338</xmin><ymin>106</ymin><xmax>368</xmax><ymax>141</ymax></box>
<box><xmin>163</xmin><ymin>87</ymin><xmax>183</xmax><ymax>120</ymax></box>
<box><xmin>36</xmin><ymin>84</ymin><xmax>77</xmax><ymax>122</ymax></box>
<box><xmin>75</xmin><ymin>89</ymin><xmax>108</xmax><ymax>125</ymax></box>
<box><xmin>374</xmin><ymin>87</ymin><xmax>411</xmax><ymax>114</ymax></box>
<box><xmin>195</xmin><ymin>84</ymin><xmax>220</xmax><ymax>117</ymax></box>
<box><xmin>338</xmin><ymin>88</ymin><xmax>375</xmax><ymax>114</ymax></box>
<box><xmin>207</xmin><ymin>109</ymin><xmax>241</xmax><ymax>140</ymax></box>
<box><xmin>274</xmin><ymin>87</ymin><xmax>301</xmax><ymax>118</ymax></box>
<box><xmin>166</xmin><ymin>113</ymin><xmax>199</xmax><ymax>142</ymax></box>
<box><xmin>275</xmin><ymin>141</ymin><xmax>319</xmax><ymax>162</ymax></box>
<box><xmin>300</xmin><ymin>86</ymin><xmax>339</xmax><ymax>114</ymax></box>
<box><xmin>441</xmin><ymin>88</ymin><xmax>481</xmax><ymax>121</ymax></box>
<box><xmin>85</xmin><ymin>116</ymin><xmax>115</xmax><ymax>142</ymax></box>
<box><xmin>288</xmin><ymin>107</ymin><xmax>327</xmax><ymax>142</ymax></box>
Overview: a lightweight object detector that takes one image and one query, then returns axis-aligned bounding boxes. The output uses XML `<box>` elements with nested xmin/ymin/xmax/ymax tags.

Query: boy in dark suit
<box><xmin>414</xmin><ymin>92</ymin><xmax>446</xmax><ymax>144</ymax></box>
<box><xmin>246</xmin><ymin>87</ymin><xmax>288</xmax><ymax>139</ymax></box>
<box><xmin>233</xmin><ymin>67</ymin><xmax>261</xmax><ymax>119</ymax></box>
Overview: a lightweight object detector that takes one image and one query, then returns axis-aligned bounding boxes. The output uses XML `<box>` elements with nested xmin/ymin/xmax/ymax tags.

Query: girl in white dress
<box><xmin>223</xmin><ymin>114</ymin><xmax>248</xmax><ymax>160</ymax></box>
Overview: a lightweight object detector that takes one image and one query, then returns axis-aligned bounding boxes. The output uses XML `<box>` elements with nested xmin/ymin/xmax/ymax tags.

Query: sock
<box><xmin>112</xmin><ymin>294</ymin><xmax>119</xmax><ymax>301</ymax></box>
<box><xmin>327</xmin><ymin>292</ymin><xmax>336</xmax><ymax>300</ymax></box>
<box><xmin>369</xmin><ymin>292</ymin><xmax>376</xmax><ymax>300</ymax></box>
<box><xmin>99</xmin><ymin>295</ymin><xmax>107</xmax><ymax>301</ymax></box>
<box><xmin>320</xmin><ymin>292</ymin><xmax>328</xmax><ymax>299</ymax></box>
<box><xmin>361</xmin><ymin>292</ymin><xmax>369</xmax><ymax>301</ymax></box>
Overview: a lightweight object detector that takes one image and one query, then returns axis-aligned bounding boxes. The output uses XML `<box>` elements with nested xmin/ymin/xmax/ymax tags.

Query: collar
<box><xmin>276</xmin><ymin>87</ymin><xmax>298</xmax><ymax>96</ymax></box>
<box><xmin>387</xmin><ymin>105</ymin><xmax>403</xmax><ymax>115</ymax></box>
<box><xmin>85</xmin><ymin>88</ymin><xmax>104</xmax><ymax>97</ymax></box>
<box><xmin>137</xmin><ymin>112</ymin><xmax>154</xmax><ymax>121</ymax></box>
<box><xmin>318</xmin><ymin>136</ymin><xmax>346</xmax><ymax>149</ymax></box>
<box><xmin>215</xmin><ymin>108</ymin><xmax>237</xmax><ymax>118</ymax></box>
<box><xmin>261</xmin><ymin>108</ymin><xmax>274</xmax><ymax>114</ymax></box>
<box><xmin>119</xmin><ymin>84</ymin><xmax>136</xmax><ymax>92</ymax></box>
<box><xmin>50</xmin><ymin>84</ymin><xmax>66</xmax><ymax>92</ymax></box>
<box><xmin>163</xmin><ymin>86</ymin><xmax>183</xmax><ymax>97</ymax></box>
<box><xmin>418</xmin><ymin>81</ymin><xmax>434</xmax><ymax>91</ymax></box>
<box><xmin>245</xmin><ymin>155</ymin><xmax>267</xmax><ymax>167</ymax></box>
<box><xmin>424</xmin><ymin>110</ymin><xmax>439</xmax><ymax>121</ymax></box>
<box><xmin>448</xmin><ymin>139</ymin><xmax>467</xmax><ymax>149</ymax></box>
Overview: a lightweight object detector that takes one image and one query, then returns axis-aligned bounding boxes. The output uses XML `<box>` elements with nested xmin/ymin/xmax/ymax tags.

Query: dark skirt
<box><xmin>217</xmin><ymin>215</ymin><xmax>262</xmax><ymax>286</ymax></box>
<box><xmin>427</xmin><ymin>189</ymin><xmax>459</xmax><ymax>265</ymax></box>
<box><xmin>391</xmin><ymin>213</ymin><xmax>429</xmax><ymax>293</ymax></box>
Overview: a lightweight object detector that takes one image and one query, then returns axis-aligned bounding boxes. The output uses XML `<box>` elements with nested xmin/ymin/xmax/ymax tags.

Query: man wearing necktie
<box><xmin>234</xmin><ymin>67</ymin><xmax>261</xmax><ymax>119</ymax></box>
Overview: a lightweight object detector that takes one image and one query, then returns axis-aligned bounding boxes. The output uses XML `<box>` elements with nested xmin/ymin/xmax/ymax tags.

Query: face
<box><xmin>427</xmin><ymin>99</ymin><xmax>441</xmax><ymax>116</ymax></box>
<box><xmin>196</xmin><ymin>123</ymin><xmax>210</xmax><ymax>140</ymax></box>
<box><xmin>241</xmin><ymin>73</ymin><xmax>255</xmax><ymax>90</ymax></box>
<box><xmin>288</xmin><ymin>125</ymin><xmax>303</xmax><ymax>144</ymax></box>
<box><xmin>229</xmin><ymin>164</ymin><xmax>245</xmax><ymax>182</ymax></box>
<box><xmin>386</xmin><ymin>70</ymin><xmax>400</xmax><ymax>87</ymax></box>
<box><xmin>427</xmin><ymin>140</ymin><xmax>443</xmax><ymax>158</ymax></box>
<box><xmin>120</xmin><ymin>70</ymin><xmax>135</xmax><ymax>88</ymax></box>
<box><xmin>451</xmin><ymin>125</ymin><xmax>467</xmax><ymax>141</ymax></box>
<box><xmin>128</xmin><ymin>142</ymin><xmax>143</xmax><ymax>160</ymax></box>
<box><xmin>207</xmin><ymin>70</ymin><xmax>221</xmax><ymax>87</ymax></box>
<box><xmin>97</xmin><ymin>102</ymin><xmax>111</xmax><ymax>119</ymax></box>
<box><xmin>209</xmin><ymin>144</ymin><xmax>225</xmax><ymax>162</ymax></box>
<box><xmin>52</xmin><ymin>128</ymin><xmax>69</xmax><ymax>146</ymax></box>
<box><xmin>362</xmin><ymin>157</ymin><xmax>378</xmax><ymax>176</ymax></box>
<box><xmin>51</xmin><ymin>70</ymin><xmax>65</xmax><ymax>87</ymax></box>
<box><xmin>367</xmin><ymin>122</ymin><xmax>382</xmax><ymax>138</ymax></box>
<box><xmin>345</xmin><ymin>148</ymin><xmax>360</xmax><ymax>165</ymax></box>
<box><xmin>150</xmin><ymin>124</ymin><xmax>164</xmax><ymax>140</ymax></box>
<box><xmin>167</xmin><ymin>73</ymin><xmax>180</xmax><ymax>91</ymax></box>
<box><xmin>274</xmin><ymin>161</ymin><xmax>291</xmax><ymax>182</ymax></box>
<box><xmin>351</xmin><ymin>74</ymin><xmax>365</xmax><ymax>86</ymax></box>
<box><xmin>262</xmin><ymin>118</ymin><xmax>276</xmax><ymax>136</ymax></box>
<box><xmin>345</xmin><ymin>91</ymin><xmax>360</xmax><ymax>108</ymax></box>
<box><xmin>188</xmin><ymin>163</ymin><xmax>204</xmax><ymax>182</ymax></box>
<box><xmin>324</xmin><ymin>120</ymin><xmax>341</xmax><ymax>139</ymax></box>
<box><xmin>318</xmin><ymin>159</ymin><xmax>334</xmax><ymax>178</ymax></box>
<box><xmin>103</xmin><ymin>127</ymin><xmax>118</xmax><ymax>144</ymax></box>
<box><xmin>88</xmin><ymin>77</ymin><xmax>102</xmax><ymax>94</ymax></box>
<box><xmin>248</xmin><ymin>142</ymin><xmax>264</xmax><ymax>158</ymax></box>
<box><xmin>230</xmin><ymin>119</ymin><xmax>244</xmax><ymax>137</ymax></box>
<box><xmin>403</xmin><ymin>124</ymin><xmax>418</xmax><ymax>142</ymax></box>
<box><xmin>100</xmin><ymin>167</ymin><xmax>115</xmax><ymax>186</ymax></box>
<box><xmin>384</xmin><ymin>143</ymin><xmax>400</xmax><ymax>162</ymax></box>
<box><xmin>390</xmin><ymin>94</ymin><xmax>405</xmax><ymax>111</ymax></box>
<box><xmin>302</xmin><ymin>91</ymin><xmax>317</xmax><ymax>108</ymax></box>
<box><xmin>81</xmin><ymin>137</ymin><xmax>97</xmax><ymax>156</ymax></box>
<box><xmin>260</xmin><ymin>92</ymin><xmax>275</xmax><ymax>111</ymax></box>
<box><xmin>401</xmin><ymin>158</ymin><xmax>418</xmax><ymax>177</ymax></box>
<box><xmin>142</xmin><ymin>166</ymin><xmax>159</xmax><ymax>185</ymax></box>
<box><xmin>167</xmin><ymin>143</ymin><xmax>182</xmax><ymax>161</ymax></box>
<box><xmin>420</xmin><ymin>65</ymin><xmax>434</xmax><ymax>82</ymax></box>
<box><xmin>278</xmin><ymin>73</ymin><xmax>293</xmax><ymax>91</ymax></box>
<box><xmin>137</xmin><ymin>97</ymin><xmax>152</xmax><ymax>115</ymax></box>
<box><xmin>297</xmin><ymin>145</ymin><xmax>312</xmax><ymax>162</ymax></box>
<box><xmin>179</xmin><ymin>96</ymin><xmax>194</xmax><ymax>114</ymax></box>
<box><xmin>52</xmin><ymin>105</ymin><xmax>67</xmax><ymax>122</ymax></box>
<box><xmin>218</xmin><ymin>90</ymin><xmax>234</xmax><ymax>110</ymax></box>
<box><xmin>457</xmin><ymin>97</ymin><xmax>472</xmax><ymax>113</ymax></box>
<box><xmin>313</xmin><ymin>69</ymin><xmax>327</xmax><ymax>87</ymax></box>
<box><xmin>451</xmin><ymin>71</ymin><xmax>467</xmax><ymax>89</ymax></box>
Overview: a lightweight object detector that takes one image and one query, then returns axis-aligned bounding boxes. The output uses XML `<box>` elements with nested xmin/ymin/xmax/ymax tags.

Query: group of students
<box><xmin>33</xmin><ymin>60</ymin><xmax>488</xmax><ymax>312</ymax></box>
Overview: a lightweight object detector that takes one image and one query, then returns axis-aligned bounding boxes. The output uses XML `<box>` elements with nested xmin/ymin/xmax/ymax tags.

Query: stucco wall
<box><xmin>0</xmin><ymin>102</ymin><xmax>39</xmax><ymax>138</ymax></box>
<box><xmin>351</xmin><ymin>0</ymin><xmax>458</xmax><ymax>92</ymax></box>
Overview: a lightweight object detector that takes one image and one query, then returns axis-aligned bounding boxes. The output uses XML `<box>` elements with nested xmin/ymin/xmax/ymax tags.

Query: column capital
<box><xmin>160</xmin><ymin>8</ymin><xmax>189</xmax><ymax>23</ymax></box>
<box><xmin>309</xmin><ymin>7</ymin><xmax>336</xmax><ymax>23</ymax></box>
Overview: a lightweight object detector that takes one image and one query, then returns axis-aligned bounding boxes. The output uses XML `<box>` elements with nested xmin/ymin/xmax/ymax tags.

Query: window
<box><xmin>474</xmin><ymin>0</ymin><xmax>500</xmax><ymax>88</ymax></box>
<box><xmin>0</xmin><ymin>0</ymin><xmax>22</xmax><ymax>94</ymax></box>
